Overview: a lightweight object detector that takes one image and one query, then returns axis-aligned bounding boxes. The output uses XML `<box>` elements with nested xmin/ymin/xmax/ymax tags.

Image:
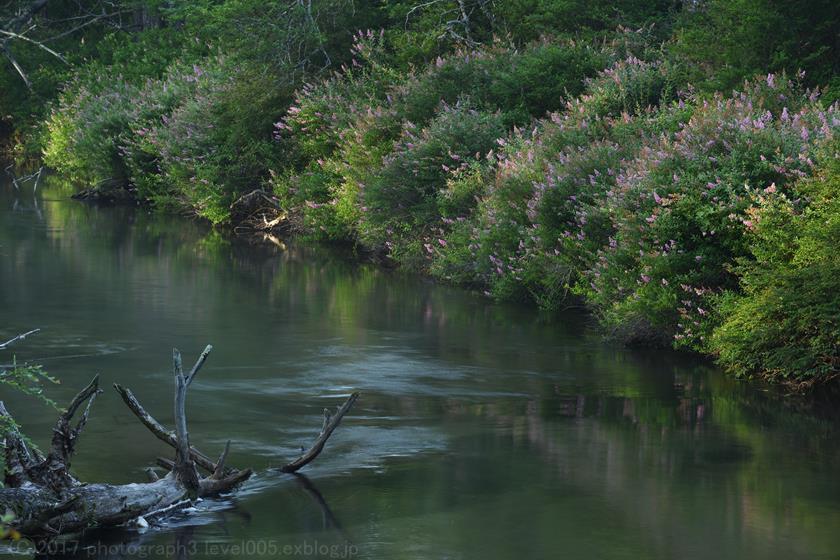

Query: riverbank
<box><xmin>58</xmin><ymin>126</ymin><xmax>839</xmax><ymax>399</ymax></box>
<box><xmin>3</xmin><ymin>3</ymin><xmax>838</xmax><ymax>393</ymax></box>
<box><xmin>40</xmin><ymin>63</ymin><xmax>840</xmax><ymax>394</ymax></box>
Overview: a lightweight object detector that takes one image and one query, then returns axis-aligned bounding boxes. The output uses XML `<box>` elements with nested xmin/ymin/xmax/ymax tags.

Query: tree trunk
<box><xmin>0</xmin><ymin>344</ymin><xmax>359</xmax><ymax>541</ymax></box>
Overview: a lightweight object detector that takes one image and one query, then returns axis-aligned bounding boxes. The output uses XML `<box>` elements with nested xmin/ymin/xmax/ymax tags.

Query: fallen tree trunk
<box><xmin>0</xmin><ymin>344</ymin><xmax>358</xmax><ymax>542</ymax></box>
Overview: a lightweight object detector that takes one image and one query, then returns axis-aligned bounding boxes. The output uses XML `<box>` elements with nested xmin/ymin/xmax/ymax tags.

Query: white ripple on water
<box><xmin>196</xmin><ymin>347</ymin><xmax>531</xmax><ymax>399</ymax></box>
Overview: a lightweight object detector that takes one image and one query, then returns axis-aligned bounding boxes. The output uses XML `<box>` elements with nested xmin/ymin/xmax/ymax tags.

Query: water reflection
<box><xmin>2</xmin><ymin>175</ymin><xmax>840</xmax><ymax>559</ymax></box>
<box><xmin>28</xmin><ymin>474</ymin><xmax>349</xmax><ymax>560</ymax></box>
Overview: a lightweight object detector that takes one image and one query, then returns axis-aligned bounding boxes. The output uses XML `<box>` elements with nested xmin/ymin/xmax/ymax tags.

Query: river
<box><xmin>2</xmin><ymin>175</ymin><xmax>840</xmax><ymax>559</ymax></box>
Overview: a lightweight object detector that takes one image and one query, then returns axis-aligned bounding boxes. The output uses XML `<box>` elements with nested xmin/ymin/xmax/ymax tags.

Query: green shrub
<box><xmin>710</xmin><ymin>139</ymin><xmax>840</xmax><ymax>386</ymax></box>
<box><xmin>362</xmin><ymin>101</ymin><xmax>505</xmax><ymax>255</ymax></box>
<box><xmin>429</xmin><ymin>51</ymin><xmax>689</xmax><ymax>310</ymax></box>
<box><xmin>43</xmin><ymin>75</ymin><xmax>140</xmax><ymax>186</ymax></box>
<box><xmin>397</xmin><ymin>40</ymin><xmax>609</xmax><ymax>127</ymax></box>
<box><xmin>582</xmin><ymin>75</ymin><xmax>836</xmax><ymax>344</ymax></box>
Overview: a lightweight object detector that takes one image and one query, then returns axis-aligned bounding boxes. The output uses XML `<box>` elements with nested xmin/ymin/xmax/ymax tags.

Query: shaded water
<box><xmin>2</xmin><ymin>176</ymin><xmax>840</xmax><ymax>559</ymax></box>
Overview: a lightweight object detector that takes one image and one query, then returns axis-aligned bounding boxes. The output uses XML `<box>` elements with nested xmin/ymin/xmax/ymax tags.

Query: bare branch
<box><xmin>1</xmin><ymin>0</ymin><xmax>49</xmax><ymax>33</ymax></box>
<box><xmin>0</xmin><ymin>28</ymin><xmax>67</xmax><ymax>62</ymax></box>
<box><xmin>212</xmin><ymin>440</ymin><xmax>231</xmax><ymax>480</ymax></box>
<box><xmin>41</xmin><ymin>10</ymin><xmax>126</xmax><ymax>43</ymax></box>
<box><xmin>113</xmin><ymin>384</ymin><xmax>219</xmax><ymax>473</ymax></box>
<box><xmin>0</xmin><ymin>328</ymin><xmax>40</xmax><ymax>350</ymax></box>
<box><xmin>0</xmin><ymin>344</ymin><xmax>359</xmax><ymax>538</ymax></box>
<box><xmin>172</xmin><ymin>349</ymin><xmax>199</xmax><ymax>493</ymax></box>
<box><xmin>281</xmin><ymin>392</ymin><xmax>359</xmax><ymax>473</ymax></box>
<box><xmin>0</xmin><ymin>401</ymin><xmax>35</xmax><ymax>487</ymax></box>
<box><xmin>186</xmin><ymin>344</ymin><xmax>212</xmax><ymax>387</ymax></box>
<box><xmin>157</xmin><ymin>452</ymin><xmax>253</xmax><ymax>497</ymax></box>
<box><xmin>198</xmin><ymin>467</ymin><xmax>252</xmax><ymax>496</ymax></box>
<box><xmin>405</xmin><ymin>0</ymin><xmax>448</xmax><ymax>28</ymax></box>
<box><xmin>32</xmin><ymin>375</ymin><xmax>102</xmax><ymax>489</ymax></box>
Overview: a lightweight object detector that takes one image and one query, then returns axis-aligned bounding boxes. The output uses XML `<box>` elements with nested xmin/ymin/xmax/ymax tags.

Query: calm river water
<box><xmin>2</xmin><ymin>176</ymin><xmax>840</xmax><ymax>559</ymax></box>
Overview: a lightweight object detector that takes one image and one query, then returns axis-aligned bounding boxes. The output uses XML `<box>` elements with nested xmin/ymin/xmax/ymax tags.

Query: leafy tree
<box><xmin>674</xmin><ymin>0</ymin><xmax>840</xmax><ymax>101</ymax></box>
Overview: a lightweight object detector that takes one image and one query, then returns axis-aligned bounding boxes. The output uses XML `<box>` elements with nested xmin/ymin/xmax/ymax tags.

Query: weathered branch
<box><xmin>0</xmin><ymin>29</ymin><xmax>67</xmax><ymax>62</ymax></box>
<box><xmin>281</xmin><ymin>392</ymin><xmax>359</xmax><ymax>473</ymax></box>
<box><xmin>41</xmin><ymin>10</ymin><xmax>126</xmax><ymax>43</ymax></box>
<box><xmin>117</xmin><ymin>346</ymin><xmax>254</xmax><ymax>497</ymax></box>
<box><xmin>1</xmin><ymin>0</ymin><xmax>50</xmax><ymax>33</ymax></box>
<box><xmin>186</xmin><ymin>344</ymin><xmax>212</xmax><ymax>387</ymax></box>
<box><xmin>0</xmin><ymin>1</ymin><xmax>133</xmax><ymax>88</ymax></box>
<box><xmin>0</xmin><ymin>327</ymin><xmax>40</xmax><ymax>350</ymax></box>
<box><xmin>113</xmin><ymin>383</ymin><xmax>219</xmax><ymax>473</ymax></box>
<box><xmin>0</xmin><ymin>343</ymin><xmax>358</xmax><ymax>541</ymax></box>
<box><xmin>1</xmin><ymin>48</ymin><xmax>30</xmax><ymax>88</ymax></box>
<box><xmin>48</xmin><ymin>375</ymin><xmax>100</xmax><ymax>465</ymax></box>
<box><xmin>198</xmin><ymin>466</ymin><xmax>253</xmax><ymax>496</ymax></box>
<box><xmin>171</xmin><ymin>348</ymin><xmax>199</xmax><ymax>494</ymax></box>
<box><xmin>212</xmin><ymin>440</ymin><xmax>231</xmax><ymax>479</ymax></box>
<box><xmin>0</xmin><ymin>400</ymin><xmax>36</xmax><ymax>487</ymax></box>
<box><xmin>2</xmin><ymin>374</ymin><xmax>100</xmax><ymax>491</ymax></box>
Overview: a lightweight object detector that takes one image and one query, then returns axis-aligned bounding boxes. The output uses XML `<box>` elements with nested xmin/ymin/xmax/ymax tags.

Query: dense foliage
<box><xmin>710</xmin><ymin>139</ymin><xmax>840</xmax><ymax>388</ymax></box>
<box><xmin>1</xmin><ymin>0</ymin><xmax>838</xmax><ymax>390</ymax></box>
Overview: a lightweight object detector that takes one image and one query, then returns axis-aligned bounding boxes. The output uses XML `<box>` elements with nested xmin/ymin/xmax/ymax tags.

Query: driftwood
<box><xmin>0</xmin><ymin>328</ymin><xmax>41</xmax><ymax>350</ymax></box>
<box><xmin>0</xmin><ymin>343</ymin><xmax>359</xmax><ymax>542</ymax></box>
<box><xmin>281</xmin><ymin>392</ymin><xmax>360</xmax><ymax>473</ymax></box>
<box><xmin>229</xmin><ymin>189</ymin><xmax>289</xmax><ymax>234</ymax></box>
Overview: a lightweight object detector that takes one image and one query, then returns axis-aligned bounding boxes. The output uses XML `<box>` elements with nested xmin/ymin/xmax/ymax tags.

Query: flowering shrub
<box><xmin>116</xmin><ymin>61</ymin><xmax>215</xmax><ymax>205</ymax></box>
<box><xmin>45</xmin><ymin>54</ymin><xmax>285</xmax><ymax>223</ymax></box>
<box><xmin>710</xmin><ymin>138</ymin><xmax>840</xmax><ymax>386</ymax></box>
<box><xmin>428</xmin><ymin>52</ymin><xmax>689</xmax><ymax>308</ymax></box>
<box><xmin>425</xmin><ymin>70</ymin><xmax>837</xmax><ymax>371</ymax></box>
<box><xmin>270</xmin><ymin>31</ymin><xmax>403</xmax><ymax>239</ymax></box>
<box><xmin>363</xmin><ymin>102</ymin><xmax>505</xmax><ymax>233</ymax></box>
<box><xmin>572</xmin><ymin>55</ymin><xmax>683</xmax><ymax>119</ymax></box>
<box><xmin>396</xmin><ymin>40</ymin><xmax>609</xmax><ymax>127</ymax></box>
<box><xmin>274</xmin><ymin>31</ymin><xmax>619</xmax><ymax>253</ymax></box>
<box><xmin>274</xmin><ymin>41</ymin><xmax>837</xmax><ymax>386</ymax></box>
<box><xmin>43</xmin><ymin>74</ymin><xmax>140</xmax><ymax>185</ymax></box>
<box><xmin>123</xmin><ymin>58</ymin><xmax>236</xmax><ymax>221</ymax></box>
<box><xmin>581</xmin><ymin>75</ymin><xmax>837</xmax><ymax>345</ymax></box>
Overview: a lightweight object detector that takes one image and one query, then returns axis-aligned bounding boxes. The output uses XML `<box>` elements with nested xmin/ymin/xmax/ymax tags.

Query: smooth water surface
<box><xmin>2</xmin><ymin>177</ymin><xmax>840</xmax><ymax>560</ymax></box>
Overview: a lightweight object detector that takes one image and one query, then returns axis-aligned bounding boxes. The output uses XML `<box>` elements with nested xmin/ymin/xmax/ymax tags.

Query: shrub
<box><xmin>710</xmin><ymin>139</ymin><xmax>840</xmax><ymax>386</ymax></box>
<box><xmin>43</xmin><ymin>75</ymin><xmax>140</xmax><ymax>186</ymax></box>
<box><xmin>397</xmin><ymin>40</ymin><xmax>610</xmax><ymax>127</ymax></box>
<box><xmin>361</xmin><ymin>101</ymin><xmax>506</xmax><ymax>259</ymax></box>
<box><xmin>581</xmin><ymin>75</ymin><xmax>837</xmax><ymax>344</ymax></box>
<box><xmin>430</xmin><ymin>52</ymin><xmax>689</xmax><ymax>309</ymax></box>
